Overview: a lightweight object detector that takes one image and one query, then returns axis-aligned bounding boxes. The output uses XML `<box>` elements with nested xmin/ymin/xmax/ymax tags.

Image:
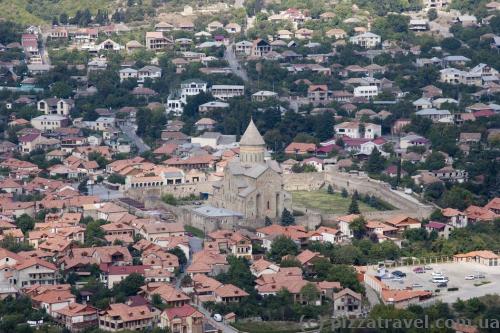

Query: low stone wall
<box><xmin>324</xmin><ymin>171</ymin><xmax>434</xmax><ymax>219</ymax></box>
<box><xmin>125</xmin><ymin>181</ymin><xmax>215</xmax><ymax>201</ymax></box>
<box><xmin>283</xmin><ymin>172</ymin><xmax>325</xmax><ymax>191</ymax></box>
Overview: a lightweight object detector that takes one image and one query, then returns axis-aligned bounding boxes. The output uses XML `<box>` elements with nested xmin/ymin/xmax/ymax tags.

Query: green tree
<box><xmin>264</xmin><ymin>216</ymin><xmax>272</xmax><ymax>226</ymax></box>
<box><xmin>78</xmin><ymin>179</ymin><xmax>88</xmax><ymax>195</ymax></box>
<box><xmin>268</xmin><ymin>235</ymin><xmax>298</xmax><ymax>262</ymax></box>
<box><xmin>348</xmin><ymin>198</ymin><xmax>360</xmax><ymax>214</ymax></box>
<box><xmin>113</xmin><ymin>273</ymin><xmax>145</xmax><ymax>296</ymax></box>
<box><xmin>441</xmin><ymin>37</ymin><xmax>461</xmax><ymax>51</ymax></box>
<box><xmin>424</xmin><ymin>182</ymin><xmax>445</xmax><ymax>201</ymax></box>
<box><xmin>84</xmin><ymin>219</ymin><xmax>106</xmax><ymax>246</ymax></box>
<box><xmin>350</xmin><ymin>216</ymin><xmax>367</xmax><ymax>239</ymax></box>
<box><xmin>428</xmin><ymin>8</ymin><xmax>438</xmax><ymax>21</ymax></box>
<box><xmin>168</xmin><ymin>247</ymin><xmax>187</xmax><ymax>267</ymax></box>
<box><xmin>300</xmin><ymin>283</ymin><xmax>320</xmax><ymax>304</ymax></box>
<box><xmin>341</xmin><ymin>188</ymin><xmax>349</xmax><ymax>198</ymax></box>
<box><xmin>424</xmin><ymin>151</ymin><xmax>445</xmax><ymax>170</ymax></box>
<box><xmin>440</xmin><ymin>186</ymin><xmax>474</xmax><ymax>210</ymax></box>
<box><xmin>15</xmin><ymin>214</ymin><xmax>35</xmax><ymax>233</ymax></box>
<box><xmin>280</xmin><ymin>208</ymin><xmax>295</xmax><ymax>226</ymax></box>
<box><xmin>366</xmin><ymin>147</ymin><xmax>386</xmax><ymax>173</ymax></box>
<box><xmin>216</xmin><ymin>256</ymin><xmax>254</xmax><ymax>292</ymax></box>
<box><xmin>327</xmin><ymin>184</ymin><xmax>334</xmax><ymax>194</ymax></box>
<box><xmin>326</xmin><ymin>264</ymin><xmax>364</xmax><ymax>293</ymax></box>
<box><xmin>107</xmin><ymin>173</ymin><xmax>126</xmax><ymax>184</ymax></box>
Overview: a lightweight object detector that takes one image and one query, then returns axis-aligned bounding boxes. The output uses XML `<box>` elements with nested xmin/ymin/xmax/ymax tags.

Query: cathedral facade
<box><xmin>210</xmin><ymin>119</ymin><xmax>292</xmax><ymax>219</ymax></box>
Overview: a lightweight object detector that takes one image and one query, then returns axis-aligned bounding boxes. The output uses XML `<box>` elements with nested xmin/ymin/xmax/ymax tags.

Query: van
<box><xmin>432</xmin><ymin>276</ymin><xmax>449</xmax><ymax>283</ymax></box>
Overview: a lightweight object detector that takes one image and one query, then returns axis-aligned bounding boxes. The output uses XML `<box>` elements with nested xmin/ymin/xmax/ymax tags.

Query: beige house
<box><xmin>159</xmin><ymin>304</ymin><xmax>203</xmax><ymax>333</ymax></box>
<box><xmin>31</xmin><ymin>115</ymin><xmax>69</xmax><ymax>131</ymax></box>
<box><xmin>333</xmin><ymin>288</ymin><xmax>362</xmax><ymax>318</ymax></box>
<box><xmin>139</xmin><ymin>222</ymin><xmax>185</xmax><ymax>242</ymax></box>
<box><xmin>99</xmin><ymin>303</ymin><xmax>158</xmax><ymax>331</ymax></box>
<box><xmin>37</xmin><ymin>98</ymin><xmax>73</xmax><ymax>116</ymax></box>
<box><xmin>453</xmin><ymin>250</ymin><xmax>499</xmax><ymax>266</ymax></box>
<box><xmin>145</xmin><ymin>31</ymin><xmax>173</xmax><ymax>51</ymax></box>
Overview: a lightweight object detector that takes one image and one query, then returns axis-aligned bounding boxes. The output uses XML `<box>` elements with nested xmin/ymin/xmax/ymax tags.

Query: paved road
<box><xmin>119</xmin><ymin>122</ymin><xmax>150</xmax><ymax>153</ymax></box>
<box><xmin>39</xmin><ymin>31</ymin><xmax>51</xmax><ymax>66</ymax></box>
<box><xmin>224</xmin><ymin>45</ymin><xmax>248</xmax><ymax>82</ymax></box>
<box><xmin>175</xmin><ymin>236</ymin><xmax>203</xmax><ymax>288</ymax></box>
<box><xmin>196</xmin><ymin>303</ymin><xmax>239</xmax><ymax>333</ymax></box>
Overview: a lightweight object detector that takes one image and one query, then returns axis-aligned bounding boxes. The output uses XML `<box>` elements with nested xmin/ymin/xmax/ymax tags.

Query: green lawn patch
<box><xmin>292</xmin><ymin>190</ymin><xmax>379</xmax><ymax>214</ymax></box>
<box><xmin>232</xmin><ymin>321</ymin><xmax>318</xmax><ymax>333</ymax></box>
<box><xmin>185</xmin><ymin>225</ymin><xmax>205</xmax><ymax>238</ymax></box>
<box><xmin>474</xmin><ymin>281</ymin><xmax>491</xmax><ymax>287</ymax></box>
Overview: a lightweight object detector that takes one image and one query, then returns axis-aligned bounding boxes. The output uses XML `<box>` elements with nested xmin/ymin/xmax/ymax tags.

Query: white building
<box><xmin>353</xmin><ymin>85</ymin><xmax>379</xmax><ymax>99</ymax></box>
<box><xmin>137</xmin><ymin>66</ymin><xmax>162</xmax><ymax>83</ymax></box>
<box><xmin>349</xmin><ymin>32</ymin><xmax>381</xmax><ymax>48</ymax></box>
<box><xmin>211</xmin><ymin>85</ymin><xmax>245</xmax><ymax>100</ymax></box>
<box><xmin>180</xmin><ymin>79</ymin><xmax>208</xmax><ymax>101</ymax></box>
<box><xmin>334</xmin><ymin>121</ymin><xmax>382</xmax><ymax>139</ymax></box>
<box><xmin>119</xmin><ymin>68</ymin><xmax>138</xmax><ymax>82</ymax></box>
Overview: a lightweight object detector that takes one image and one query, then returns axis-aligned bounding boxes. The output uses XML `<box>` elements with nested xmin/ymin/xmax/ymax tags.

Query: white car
<box><xmin>432</xmin><ymin>271</ymin><xmax>443</xmax><ymax>277</ymax></box>
<box><xmin>465</xmin><ymin>275</ymin><xmax>476</xmax><ymax>280</ymax></box>
<box><xmin>412</xmin><ymin>283</ymin><xmax>423</xmax><ymax>288</ymax></box>
<box><xmin>213</xmin><ymin>314</ymin><xmax>223</xmax><ymax>322</ymax></box>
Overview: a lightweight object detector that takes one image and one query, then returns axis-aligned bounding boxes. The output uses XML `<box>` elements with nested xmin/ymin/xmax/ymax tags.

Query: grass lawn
<box><xmin>232</xmin><ymin>321</ymin><xmax>318</xmax><ymax>333</ymax></box>
<box><xmin>185</xmin><ymin>225</ymin><xmax>205</xmax><ymax>238</ymax></box>
<box><xmin>292</xmin><ymin>190</ymin><xmax>378</xmax><ymax>214</ymax></box>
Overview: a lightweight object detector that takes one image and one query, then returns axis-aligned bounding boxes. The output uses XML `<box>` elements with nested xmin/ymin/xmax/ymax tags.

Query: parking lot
<box><xmin>377</xmin><ymin>262</ymin><xmax>500</xmax><ymax>303</ymax></box>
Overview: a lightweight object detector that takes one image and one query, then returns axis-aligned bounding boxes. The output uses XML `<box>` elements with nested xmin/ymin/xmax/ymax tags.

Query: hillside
<box><xmin>0</xmin><ymin>0</ymin><xmax>117</xmax><ymax>26</ymax></box>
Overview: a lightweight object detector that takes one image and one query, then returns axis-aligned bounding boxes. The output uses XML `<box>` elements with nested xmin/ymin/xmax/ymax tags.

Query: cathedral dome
<box><xmin>240</xmin><ymin>119</ymin><xmax>265</xmax><ymax>147</ymax></box>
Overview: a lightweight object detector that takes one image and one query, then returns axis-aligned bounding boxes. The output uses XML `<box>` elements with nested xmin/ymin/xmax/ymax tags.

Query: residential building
<box><xmin>334</xmin><ymin>121</ymin><xmax>381</xmax><ymax>139</ymax></box>
<box><xmin>453</xmin><ymin>250</ymin><xmax>499</xmax><ymax>266</ymax></box>
<box><xmin>333</xmin><ymin>288</ymin><xmax>362</xmax><ymax>318</ymax></box>
<box><xmin>211</xmin><ymin>85</ymin><xmax>245</xmax><ymax>100</ymax></box>
<box><xmin>353</xmin><ymin>85</ymin><xmax>379</xmax><ymax>99</ymax></box>
<box><xmin>159</xmin><ymin>305</ymin><xmax>203</xmax><ymax>333</ymax></box>
<box><xmin>37</xmin><ymin>98</ymin><xmax>74</xmax><ymax>116</ymax></box>
<box><xmin>308</xmin><ymin>85</ymin><xmax>329</xmax><ymax>104</ymax></box>
<box><xmin>349</xmin><ymin>32</ymin><xmax>381</xmax><ymax>48</ymax></box>
<box><xmin>99</xmin><ymin>303</ymin><xmax>158</xmax><ymax>331</ymax></box>
<box><xmin>146</xmin><ymin>32</ymin><xmax>173</xmax><ymax>51</ymax></box>
<box><xmin>31</xmin><ymin>115</ymin><xmax>69</xmax><ymax>131</ymax></box>
<box><xmin>251</xmin><ymin>39</ymin><xmax>272</xmax><ymax>57</ymax></box>
<box><xmin>53</xmin><ymin>303</ymin><xmax>99</xmax><ymax>332</ymax></box>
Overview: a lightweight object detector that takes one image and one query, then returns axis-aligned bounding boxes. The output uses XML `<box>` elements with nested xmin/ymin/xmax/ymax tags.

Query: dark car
<box><xmin>392</xmin><ymin>270</ymin><xmax>407</xmax><ymax>278</ymax></box>
<box><xmin>437</xmin><ymin>282</ymin><xmax>448</xmax><ymax>288</ymax></box>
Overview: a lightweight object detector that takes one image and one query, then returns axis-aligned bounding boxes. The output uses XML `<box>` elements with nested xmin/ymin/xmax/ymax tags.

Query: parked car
<box><xmin>432</xmin><ymin>271</ymin><xmax>444</xmax><ymax>277</ymax></box>
<box><xmin>437</xmin><ymin>282</ymin><xmax>448</xmax><ymax>288</ymax></box>
<box><xmin>432</xmin><ymin>276</ymin><xmax>449</xmax><ymax>283</ymax></box>
<box><xmin>412</xmin><ymin>283</ymin><xmax>423</xmax><ymax>288</ymax></box>
<box><xmin>213</xmin><ymin>314</ymin><xmax>223</xmax><ymax>322</ymax></box>
<box><xmin>413</xmin><ymin>267</ymin><xmax>424</xmax><ymax>273</ymax></box>
<box><xmin>392</xmin><ymin>270</ymin><xmax>407</xmax><ymax>278</ymax></box>
<box><xmin>424</xmin><ymin>266</ymin><xmax>433</xmax><ymax>270</ymax></box>
<box><xmin>465</xmin><ymin>275</ymin><xmax>476</xmax><ymax>280</ymax></box>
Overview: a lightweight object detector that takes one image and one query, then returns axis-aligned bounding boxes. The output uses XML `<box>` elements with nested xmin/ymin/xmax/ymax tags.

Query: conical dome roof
<box><xmin>240</xmin><ymin>119</ymin><xmax>265</xmax><ymax>146</ymax></box>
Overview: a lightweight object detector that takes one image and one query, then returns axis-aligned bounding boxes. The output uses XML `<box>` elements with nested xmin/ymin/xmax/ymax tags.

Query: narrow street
<box><xmin>119</xmin><ymin>122</ymin><xmax>151</xmax><ymax>153</ymax></box>
<box><xmin>196</xmin><ymin>304</ymin><xmax>239</xmax><ymax>333</ymax></box>
<box><xmin>224</xmin><ymin>45</ymin><xmax>248</xmax><ymax>82</ymax></box>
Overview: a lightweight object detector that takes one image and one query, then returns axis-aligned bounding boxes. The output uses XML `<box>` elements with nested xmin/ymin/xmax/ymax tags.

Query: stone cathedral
<box><xmin>210</xmin><ymin>119</ymin><xmax>291</xmax><ymax>219</ymax></box>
